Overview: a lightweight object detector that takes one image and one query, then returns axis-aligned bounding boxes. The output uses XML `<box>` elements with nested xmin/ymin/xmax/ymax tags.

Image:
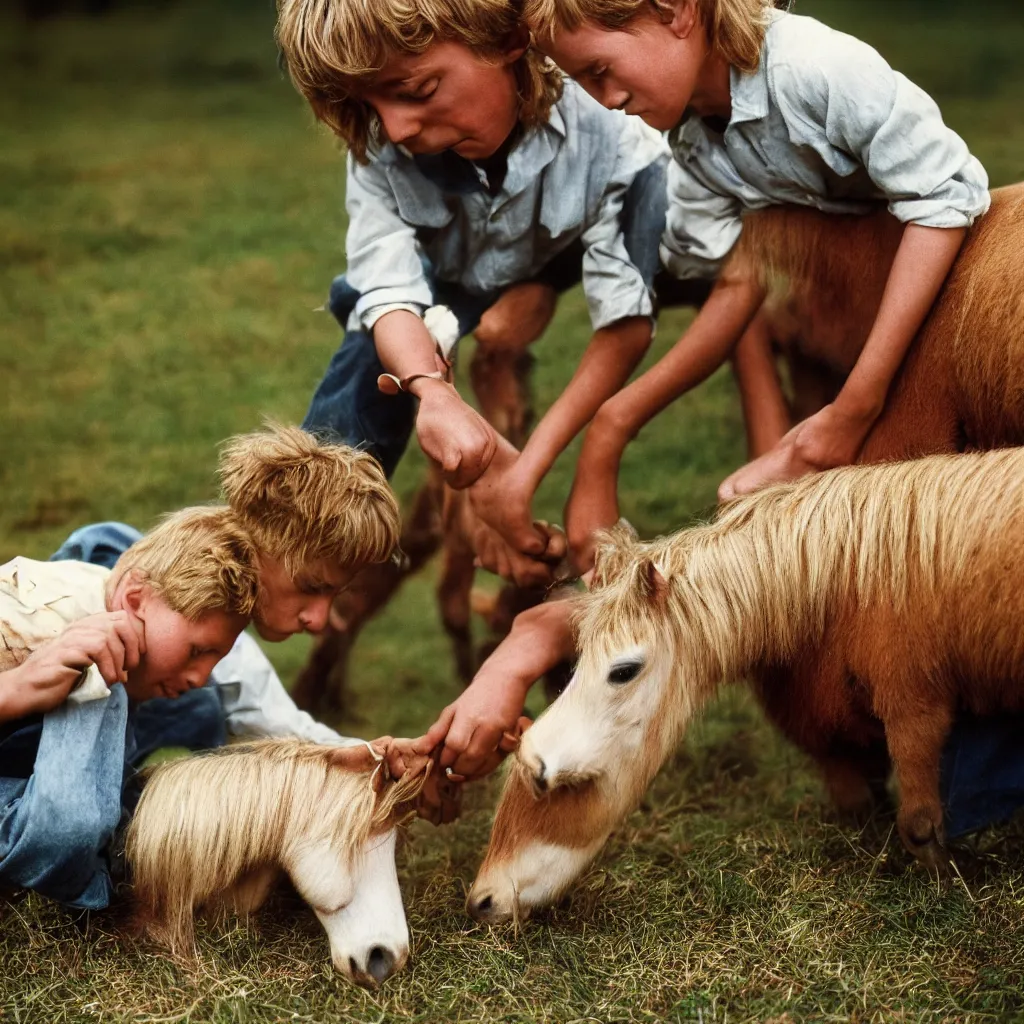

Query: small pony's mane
<box><xmin>126</xmin><ymin>739</ymin><xmax>425</xmax><ymax>952</ymax></box>
<box><xmin>581</xmin><ymin>448</ymin><xmax>1024</xmax><ymax>691</ymax></box>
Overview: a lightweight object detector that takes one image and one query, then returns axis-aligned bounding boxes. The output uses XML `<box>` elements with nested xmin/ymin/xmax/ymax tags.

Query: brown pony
<box><xmin>469</xmin><ymin>183</ymin><xmax>1024</xmax><ymax>921</ymax></box>
<box><xmin>472</xmin><ymin>448</ymin><xmax>1024</xmax><ymax>919</ymax></box>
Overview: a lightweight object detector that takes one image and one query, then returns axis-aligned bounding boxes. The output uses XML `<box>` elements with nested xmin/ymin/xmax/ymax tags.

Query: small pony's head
<box><xmin>467</xmin><ymin>757</ymin><xmax>618</xmax><ymax>923</ymax></box>
<box><xmin>127</xmin><ymin>740</ymin><xmax>429</xmax><ymax>988</ymax></box>
<box><xmin>299</xmin><ymin>749</ymin><xmax>427</xmax><ymax>987</ymax></box>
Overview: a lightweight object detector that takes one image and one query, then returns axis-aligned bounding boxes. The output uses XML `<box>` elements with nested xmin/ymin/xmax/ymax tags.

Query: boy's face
<box><xmin>126</xmin><ymin>594</ymin><xmax>246</xmax><ymax>702</ymax></box>
<box><xmin>537</xmin><ymin>5</ymin><xmax>709</xmax><ymax>132</ymax></box>
<box><xmin>253</xmin><ymin>556</ymin><xmax>352</xmax><ymax>641</ymax></box>
<box><xmin>362</xmin><ymin>40</ymin><xmax>524</xmax><ymax>160</ymax></box>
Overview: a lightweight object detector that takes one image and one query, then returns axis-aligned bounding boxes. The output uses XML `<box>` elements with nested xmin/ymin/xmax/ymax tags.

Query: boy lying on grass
<box><xmin>0</xmin><ymin>507</ymin><xmax>258</xmax><ymax>910</ymax></box>
<box><xmin>47</xmin><ymin>425</ymin><xmax>455</xmax><ymax>827</ymax></box>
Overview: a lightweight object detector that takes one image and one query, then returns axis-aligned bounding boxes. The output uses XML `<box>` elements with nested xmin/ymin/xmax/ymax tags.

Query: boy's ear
<box><xmin>668</xmin><ymin>0</ymin><xmax>699</xmax><ymax>38</ymax></box>
<box><xmin>120</xmin><ymin>572</ymin><xmax>149</xmax><ymax>619</ymax></box>
<box><xmin>499</xmin><ymin>24</ymin><xmax>530</xmax><ymax>63</ymax></box>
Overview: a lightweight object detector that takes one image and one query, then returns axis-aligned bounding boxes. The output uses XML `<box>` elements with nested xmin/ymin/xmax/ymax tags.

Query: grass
<box><xmin>3</xmin><ymin>0</ymin><xmax>1024</xmax><ymax>1019</ymax></box>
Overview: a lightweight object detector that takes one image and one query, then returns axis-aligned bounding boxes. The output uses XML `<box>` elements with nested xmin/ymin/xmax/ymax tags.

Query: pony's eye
<box><xmin>607</xmin><ymin>661</ymin><xmax>643</xmax><ymax>685</ymax></box>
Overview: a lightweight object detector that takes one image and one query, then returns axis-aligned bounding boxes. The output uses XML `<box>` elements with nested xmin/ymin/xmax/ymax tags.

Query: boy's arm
<box><xmin>783</xmin><ymin>223</ymin><xmax>965</xmax><ymax>470</ymax></box>
<box><xmin>373</xmin><ymin>310</ymin><xmax>498</xmax><ymax>488</ymax></box>
<box><xmin>345</xmin><ymin>157</ymin><xmax>498</xmax><ymax>487</ymax></box>
<box><xmin>467</xmin><ymin>314</ymin><xmax>651</xmax><ymax>547</ymax></box>
<box><xmin>419</xmin><ymin>598</ymin><xmax>577</xmax><ymax>779</ymax></box>
<box><xmin>468</xmin><ymin>148</ymin><xmax>661</xmax><ymax>550</ymax></box>
<box><xmin>565</xmin><ymin>271</ymin><xmax>766</xmax><ymax>570</ymax></box>
<box><xmin>724</xmin><ymin>42</ymin><xmax>987</xmax><ymax>493</ymax></box>
<box><xmin>0</xmin><ymin>612</ymin><xmax>140</xmax><ymax>722</ymax></box>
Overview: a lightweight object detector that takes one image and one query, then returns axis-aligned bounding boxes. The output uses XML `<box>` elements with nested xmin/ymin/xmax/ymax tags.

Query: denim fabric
<box><xmin>303</xmin><ymin>159</ymin><xmax>671</xmax><ymax>478</ymax></box>
<box><xmin>941</xmin><ymin>715</ymin><xmax>1024</xmax><ymax>838</ymax></box>
<box><xmin>662</xmin><ymin>11</ymin><xmax>989</xmax><ymax>279</ymax></box>
<box><xmin>0</xmin><ymin>685</ymin><xmax>129</xmax><ymax>909</ymax></box>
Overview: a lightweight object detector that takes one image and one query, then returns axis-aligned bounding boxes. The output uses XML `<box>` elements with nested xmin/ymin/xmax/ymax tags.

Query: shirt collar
<box><xmin>728</xmin><ymin>56</ymin><xmax>769</xmax><ymax>126</ymax></box>
<box><xmin>500</xmin><ymin>100</ymin><xmax>565</xmax><ymax>197</ymax></box>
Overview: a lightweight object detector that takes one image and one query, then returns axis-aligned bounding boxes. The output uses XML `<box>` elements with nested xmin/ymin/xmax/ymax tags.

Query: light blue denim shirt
<box><xmin>344</xmin><ymin>80</ymin><xmax>668</xmax><ymax>331</ymax></box>
<box><xmin>662</xmin><ymin>11</ymin><xmax>991</xmax><ymax>280</ymax></box>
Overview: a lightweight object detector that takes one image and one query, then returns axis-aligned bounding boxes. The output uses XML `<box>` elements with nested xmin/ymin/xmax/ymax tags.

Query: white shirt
<box><xmin>662</xmin><ymin>11</ymin><xmax>991</xmax><ymax>279</ymax></box>
<box><xmin>0</xmin><ymin>558</ymin><xmax>353</xmax><ymax>745</ymax></box>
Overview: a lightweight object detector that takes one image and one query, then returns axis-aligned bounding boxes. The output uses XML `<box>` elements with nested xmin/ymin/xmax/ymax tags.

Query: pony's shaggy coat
<box><xmin>126</xmin><ymin>739</ymin><xmax>422</xmax><ymax>953</ymax></box>
<box><xmin>577</xmin><ymin>447</ymin><xmax>1024</xmax><ymax>864</ymax></box>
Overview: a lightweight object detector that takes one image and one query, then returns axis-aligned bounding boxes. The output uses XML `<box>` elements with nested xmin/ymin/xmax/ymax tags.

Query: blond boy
<box><xmin>0</xmin><ymin>507</ymin><xmax>258</xmax><ymax>909</ymax></box>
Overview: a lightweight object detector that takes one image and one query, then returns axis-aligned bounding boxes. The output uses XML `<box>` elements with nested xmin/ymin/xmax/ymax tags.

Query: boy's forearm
<box><xmin>515</xmin><ymin>315</ymin><xmax>652</xmax><ymax>490</ymax></box>
<box><xmin>835</xmin><ymin>224</ymin><xmax>966</xmax><ymax>422</ymax></box>
<box><xmin>372</xmin><ymin>309</ymin><xmax>447</xmax><ymax>384</ymax></box>
<box><xmin>591</xmin><ymin>275</ymin><xmax>765</xmax><ymax>446</ymax></box>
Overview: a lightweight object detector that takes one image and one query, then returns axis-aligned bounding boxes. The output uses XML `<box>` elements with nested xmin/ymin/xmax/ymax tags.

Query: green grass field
<box><xmin>3</xmin><ymin>1</ymin><xmax>1024</xmax><ymax>1019</ymax></box>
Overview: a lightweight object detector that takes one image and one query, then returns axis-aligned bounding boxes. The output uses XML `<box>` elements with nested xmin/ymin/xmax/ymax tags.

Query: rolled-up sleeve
<box><xmin>344</xmin><ymin>154</ymin><xmax>435</xmax><ymax>328</ymax></box>
<box><xmin>579</xmin><ymin>125</ymin><xmax>666</xmax><ymax>329</ymax></box>
<box><xmin>661</xmin><ymin>156</ymin><xmax>745</xmax><ymax>280</ymax></box>
<box><xmin>774</xmin><ymin>38</ymin><xmax>990</xmax><ymax>228</ymax></box>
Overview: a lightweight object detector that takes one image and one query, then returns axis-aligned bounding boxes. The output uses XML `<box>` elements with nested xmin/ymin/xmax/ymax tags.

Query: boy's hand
<box><xmin>468</xmin><ymin>513</ymin><xmax>566</xmax><ymax>589</ymax></box>
<box><xmin>718</xmin><ymin>402</ymin><xmax>876</xmax><ymax>500</ymax></box>
<box><xmin>1</xmin><ymin>611</ymin><xmax>144</xmax><ymax>720</ymax></box>
<box><xmin>467</xmin><ymin>438</ymin><xmax>549</xmax><ymax>559</ymax></box>
<box><xmin>413</xmin><ymin>379</ymin><xmax>498</xmax><ymax>489</ymax></box>
<box><xmin>421</xmin><ymin>599</ymin><xmax>577</xmax><ymax>779</ymax></box>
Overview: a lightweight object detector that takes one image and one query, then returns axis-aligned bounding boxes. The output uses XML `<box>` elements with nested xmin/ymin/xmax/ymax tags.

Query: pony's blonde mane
<box><xmin>581</xmin><ymin>448</ymin><xmax>1024</xmax><ymax>705</ymax></box>
<box><xmin>126</xmin><ymin>739</ymin><xmax>425</xmax><ymax>952</ymax></box>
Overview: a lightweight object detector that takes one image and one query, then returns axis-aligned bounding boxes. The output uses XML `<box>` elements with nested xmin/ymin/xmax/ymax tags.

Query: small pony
<box><xmin>469</xmin><ymin>447</ymin><xmax>1024</xmax><ymax>921</ymax></box>
<box><xmin>126</xmin><ymin>738</ymin><xmax>427</xmax><ymax>986</ymax></box>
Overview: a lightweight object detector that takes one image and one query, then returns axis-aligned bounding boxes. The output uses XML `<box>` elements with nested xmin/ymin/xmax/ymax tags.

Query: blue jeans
<box><xmin>0</xmin><ymin>524</ymin><xmax>228</xmax><ymax>909</ymax></box>
<box><xmin>302</xmin><ymin>160</ymin><xmax>670</xmax><ymax>479</ymax></box>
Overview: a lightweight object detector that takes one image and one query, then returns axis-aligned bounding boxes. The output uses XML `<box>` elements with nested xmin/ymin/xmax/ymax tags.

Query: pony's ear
<box><xmin>640</xmin><ymin>558</ymin><xmax>670</xmax><ymax>604</ymax></box>
<box><xmin>591</xmin><ymin>518</ymin><xmax>638</xmax><ymax>588</ymax></box>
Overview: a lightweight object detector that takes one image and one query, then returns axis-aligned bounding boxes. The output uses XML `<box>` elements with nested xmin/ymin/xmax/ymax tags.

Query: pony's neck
<box><xmin>666</xmin><ymin>521</ymin><xmax>831</xmax><ymax>700</ymax></box>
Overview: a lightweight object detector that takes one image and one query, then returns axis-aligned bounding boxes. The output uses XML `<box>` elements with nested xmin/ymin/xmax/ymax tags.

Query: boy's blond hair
<box><xmin>110</xmin><ymin>506</ymin><xmax>260</xmax><ymax>620</ymax></box>
<box><xmin>526</xmin><ymin>0</ymin><xmax>773</xmax><ymax>73</ymax></box>
<box><xmin>275</xmin><ymin>0</ymin><xmax>563</xmax><ymax>162</ymax></box>
<box><xmin>219</xmin><ymin>424</ymin><xmax>401</xmax><ymax>577</ymax></box>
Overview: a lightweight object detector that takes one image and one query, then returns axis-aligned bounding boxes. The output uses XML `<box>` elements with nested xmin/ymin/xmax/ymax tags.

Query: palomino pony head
<box><xmin>469</xmin><ymin>524</ymin><xmax>705</xmax><ymax>921</ymax></box>
<box><xmin>126</xmin><ymin>739</ymin><xmax>428</xmax><ymax>987</ymax></box>
<box><xmin>521</xmin><ymin>524</ymin><xmax>695</xmax><ymax>801</ymax></box>
<box><xmin>467</xmin><ymin>757</ymin><xmax>620</xmax><ymax>923</ymax></box>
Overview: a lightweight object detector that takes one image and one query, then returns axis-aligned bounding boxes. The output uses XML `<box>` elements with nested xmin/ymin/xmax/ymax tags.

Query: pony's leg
<box><xmin>438</xmin><ymin>487</ymin><xmax>478</xmax><ymax>684</ymax></box>
<box><xmin>815</xmin><ymin>745</ymin><xmax>892</xmax><ymax>821</ymax></box>
<box><xmin>884</xmin><ymin>703</ymin><xmax>955</xmax><ymax>873</ymax></box>
<box><xmin>221</xmin><ymin>867</ymin><xmax>280</xmax><ymax>917</ymax></box>
<box><xmin>731</xmin><ymin>311</ymin><xmax>792</xmax><ymax>459</ymax></box>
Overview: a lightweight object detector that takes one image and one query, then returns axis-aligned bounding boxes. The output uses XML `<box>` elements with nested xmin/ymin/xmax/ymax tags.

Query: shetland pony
<box><xmin>469</xmin><ymin>447</ymin><xmax>1024</xmax><ymax>921</ymax></box>
<box><xmin>126</xmin><ymin>739</ymin><xmax>425</xmax><ymax>986</ymax></box>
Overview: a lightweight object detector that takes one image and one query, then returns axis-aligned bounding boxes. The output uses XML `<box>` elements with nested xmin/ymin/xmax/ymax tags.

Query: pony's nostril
<box><xmin>477</xmin><ymin>894</ymin><xmax>493</xmax><ymax>914</ymax></box>
<box><xmin>348</xmin><ymin>956</ymin><xmax>358</xmax><ymax>976</ymax></box>
<box><xmin>534</xmin><ymin>758</ymin><xmax>548</xmax><ymax>792</ymax></box>
<box><xmin>366</xmin><ymin>945</ymin><xmax>396</xmax><ymax>984</ymax></box>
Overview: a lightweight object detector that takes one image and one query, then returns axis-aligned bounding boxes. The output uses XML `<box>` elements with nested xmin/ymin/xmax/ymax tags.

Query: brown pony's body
<box><xmin>736</xmin><ymin>182</ymin><xmax>1024</xmax><ymax>811</ymax></box>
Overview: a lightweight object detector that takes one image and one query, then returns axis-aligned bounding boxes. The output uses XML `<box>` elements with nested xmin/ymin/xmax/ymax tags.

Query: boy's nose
<box><xmin>299</xmin><ymin>596</ymin><xmax>332</xmax><ymax>635</ymax></box>
<box><xmin>376</xmin><ymin>102</ymin><xmax>421</xmax><ymax>145</ymax></box>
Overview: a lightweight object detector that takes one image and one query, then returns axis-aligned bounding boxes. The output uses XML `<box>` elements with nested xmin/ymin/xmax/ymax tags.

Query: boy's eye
<box><xmin>401</xmin><ymin>77</ymin><xmax>439</xmax><ymax>101</ymax></box>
